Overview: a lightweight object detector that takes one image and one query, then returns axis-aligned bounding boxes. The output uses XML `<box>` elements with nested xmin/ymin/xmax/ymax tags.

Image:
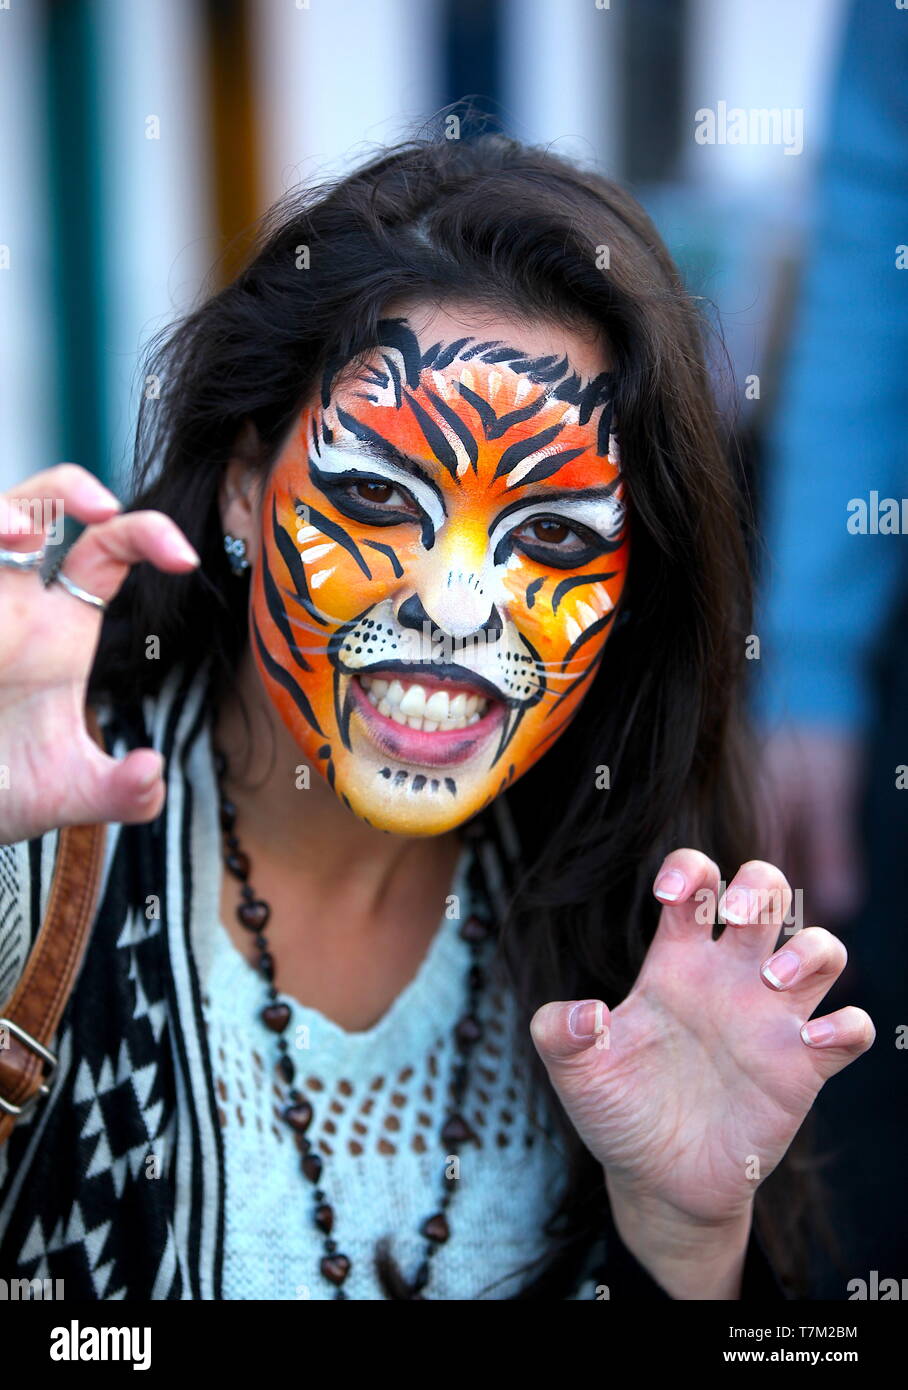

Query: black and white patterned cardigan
<box><xmin>0</xmin><ymin>663</ymin><xmax>230</xmax><ymax>1297</ymax></box>
<box><xmin>0</xmin><ymin>663</ymin><xmax>787</xmax><ymax>1300</ymax></box>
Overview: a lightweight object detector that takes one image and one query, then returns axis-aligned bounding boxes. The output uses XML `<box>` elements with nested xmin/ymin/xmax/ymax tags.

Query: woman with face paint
<box><xmin>0</xmin><ymin>134</ymin><xmax>873</xmax><ymax>1302</ymax></box>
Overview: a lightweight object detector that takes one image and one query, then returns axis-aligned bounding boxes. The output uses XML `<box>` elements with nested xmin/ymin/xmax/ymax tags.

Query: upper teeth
<box><xmin>359</xmin><ymin>676</ymin><xmax>488</xmax><ymax>730</ymax></box>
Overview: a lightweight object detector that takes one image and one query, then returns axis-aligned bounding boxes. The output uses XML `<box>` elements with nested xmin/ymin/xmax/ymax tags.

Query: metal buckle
<box><xmin>0</xmin><ymin>1017</ymin><xmax>58</xmax><ymax>1117</ymax></box>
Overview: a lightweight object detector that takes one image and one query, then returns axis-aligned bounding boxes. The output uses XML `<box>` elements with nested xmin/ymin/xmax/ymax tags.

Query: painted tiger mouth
<box><xmin>347</xmin><ymin>667</ymin><xmax>507</xmax><ymax>769</ymax></box>
<box><xmin>358</xmin><ymin>672</ymin><xmax>489</xmax><ymax>732</ymax></box>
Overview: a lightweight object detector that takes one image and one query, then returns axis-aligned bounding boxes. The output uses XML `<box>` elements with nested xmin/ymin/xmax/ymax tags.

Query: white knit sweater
<box><xmin>200</xmin><ymin>844</ymin><xmax>588</xmax><ymax>1300</ymax></box>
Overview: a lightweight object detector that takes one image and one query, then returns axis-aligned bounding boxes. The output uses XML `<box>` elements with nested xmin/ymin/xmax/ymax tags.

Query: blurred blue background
<box><xmin>0</xmin><ymin>0</ymin><xmax>845</xmax><ymax>492</ymax></box>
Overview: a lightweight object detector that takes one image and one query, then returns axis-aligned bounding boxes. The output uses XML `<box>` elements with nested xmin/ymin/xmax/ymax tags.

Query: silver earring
<box><xmin>224</xmin><ymin>533</ymin><xmax>250</xmax><ymax>575</ymax></box>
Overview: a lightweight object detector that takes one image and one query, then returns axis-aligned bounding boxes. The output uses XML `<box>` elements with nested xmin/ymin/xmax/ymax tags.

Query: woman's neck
<box><xmin>210</xmin><ymin>645</ymin><xmax>461</xmax><ymax>942</ymax></box>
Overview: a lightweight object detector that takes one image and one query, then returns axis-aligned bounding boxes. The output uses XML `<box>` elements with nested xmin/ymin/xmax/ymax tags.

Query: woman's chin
<box><xmin>329</xmin><ymin>732</ymin><xmax>502</xmax><ymax>838</ymax></box>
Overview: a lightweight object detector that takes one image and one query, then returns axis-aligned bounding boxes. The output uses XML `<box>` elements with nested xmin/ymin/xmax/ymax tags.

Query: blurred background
<box><xmin>0</xmin><ymin>0</ymin><xmax>844</xmax><ymax>494</ymax></box>
<box><xmin>1</xmin><ymin>0</ymin><xmax>905</xmax><ymax>1296</ymax></box>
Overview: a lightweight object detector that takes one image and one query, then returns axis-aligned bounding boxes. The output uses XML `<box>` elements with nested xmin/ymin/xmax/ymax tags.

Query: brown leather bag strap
<box><xmin>0</xmin><ymin>711</ymin><xmax>108</xmax><ymax>1146</ymax></box>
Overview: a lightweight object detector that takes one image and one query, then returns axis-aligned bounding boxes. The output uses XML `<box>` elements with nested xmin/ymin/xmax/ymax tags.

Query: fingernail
<box><xmin>801</xmin><ymin>1019</ymin><xmax>836</xmax><ymax>1047</ymax></box>
<box><xmin>721</xmin><ymin>887</ymin><xmax>750</xmax><ymax>923</ymax></box>
<box><xmin>169</xmin><ymin>534</ymin><xmax>201</xmax><ymax>566</ymax></box>
<box><xmin>654</xmin><ymin>869</ymin><xmax>686</xmax><ymax>901</ymax></box>
<box><xmin>137</xmin><ymin>756</ymin><xmax>163</xmax><ymax>791</ymax></box>
<box><xmin>569</xmin><ymin>1001</ymin><xmax>606</xmax><ymax>1039</ymax></box>
<box><xmin>89</xmin><ymin>482</ymin><xmax>120</xmax><ymax>509</ymax></box>
<box><xmin>761</xmin><ymin>950</ymin><xmax>800</xmax><ymax>989</ymax></box>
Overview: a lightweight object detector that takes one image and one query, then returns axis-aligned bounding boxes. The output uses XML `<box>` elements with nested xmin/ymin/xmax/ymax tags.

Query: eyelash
<box><xmin>326</xmin><ymin>476</ymin><xmax>422</xmax><ymax>526</ymax></box>
<box><xmin>329</xmin><ymin>477</ymin><xmax>610</xmax><ymax>569</ymax></box>
<box><xmin>510</xmin><ymin>516</ymin><xmax>609</xmax><ymax>570</ymax></box>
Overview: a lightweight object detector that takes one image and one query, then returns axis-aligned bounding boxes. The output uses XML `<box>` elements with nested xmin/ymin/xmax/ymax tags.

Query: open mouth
<box><xmin>348</xmin><ymin>665</ymin><xmax>507</xmax><ymax>768</ymax></box>
<box><xmin>359</xmin><ymin>673</ymin><xmax>491</xmax><ymax>731</ymax></box>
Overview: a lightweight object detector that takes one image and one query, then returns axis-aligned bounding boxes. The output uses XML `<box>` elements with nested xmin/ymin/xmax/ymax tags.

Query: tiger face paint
<box><xmin>250</xmin><ymin>315</ymin><xmax>629</xmax><ymax>835</ymax></box>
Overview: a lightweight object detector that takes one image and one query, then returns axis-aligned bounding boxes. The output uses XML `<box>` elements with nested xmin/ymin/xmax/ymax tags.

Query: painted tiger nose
<box><xmin>397</xmin><ymin>593</ymin><xmax>503</xmax><ymax>641</ymax></box>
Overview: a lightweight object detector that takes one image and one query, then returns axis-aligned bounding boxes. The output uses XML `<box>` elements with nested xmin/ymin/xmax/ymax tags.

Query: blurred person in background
<box><xmin>755</xmin><ymin>0</ymin><xmax>908</xmax><ymax>1290</ymax></box>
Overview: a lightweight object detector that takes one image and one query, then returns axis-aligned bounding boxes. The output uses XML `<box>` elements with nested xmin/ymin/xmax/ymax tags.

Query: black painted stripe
<box><xmin>460</xmin><ymin>339</ymin><xmax>501</xmax><ymax>360</ymax></box>
<box><xmin>381</xmin><ymin>353</ymin><xmax>402</xmax><ymax>407</ymax></box>
<box><xmin>262</xmin><ymin>542</ymin><xmax>312</xmax><ymax>670</ymax></box>
<box><xmin>333</xmin><ymin>406</ymin><xmax>444</xmax><ymax>504</ymax></box>
<box><xmin>546</xmin><ymin>648</ymin><xmax>605</xmax><ymax>715</ymax></box>
<box><xmin>419</xmin><ymin>339</ymin><xmax>444</xmax><ymax>369</ymax></box>
<box><xmin>253</xmin><ymin>613</ymin><xmax>325</xmax><ymax>736</ymax></box>
<box><xmin>551</xmin><ymin>571</ymin><xmax>617</xmax><ymax>613</ymax></box>
<box><xmin>492</xmin><ymin>422</ymin><xmax>564</xmax><ymax>481</ymax></box>
<box><xmin>362</xmin><ymin>538</ymin><xmax>404</xmax><ymax>577</ymax></box>
<box><xmin>301</xmin><ymin>500</ymin><xmax>372</xmax><ymax>579</ymax></box>
<box><xmin>456</xmin><ymin>381</ymin><xmax>500</xmax><ymax>437</ymax></box>
<box><xmin>478</xmin><ymin>347</ymin><xmax>529</xmax><ymax>366</ymax></box>
<box><xmin>491</xmin><ymin>703</ymin><xmax>525</xmax><ymax>768</ymax></box>
<box><xmin>402</xmin><ymin>390</ymin><xmax>459</xmax><ymax>478</ymax></box>
<box><xmin>375</xmin><ymin>318</ymin><xmax>423</xmax><ymax>386</ymax></box>
<box><xmin>422</xmin><ymin>387</ymin><xmax>479</xmax><ymax>468</ymax></box>
<box><xmin>482</xmin><ymin>394</ymin><xmax>548</xmax><ymax>441</ymax></box>
<box><xmin>525</xmin><ymin>577</ymin><xmax>545</xmax><ymax>609</ymax></box>
<box><xmin>597</xmin><ymin>399</ymin><xmax>614</xmax><ymax>457</ymax></box>
<box><xmin>510</xmin><ymin>447</ymin><xmax>589</xmax><ymax>488</ymax></box>
<box><xmin>517</xmin><ymin>354</ymin><xmax>558</xmax><ymax>374</ymax></box>
<box><xmin>560</xmin><ymin>609</ymin><xmax>615</xmax><ymax>669</ymax></box>
<box><xmin>431</xmin><ymin>337</ymin><xmax>470</xmax><ymax>371</ymax></box>
<box><xmin>525</xmin><ymin>353</ymin><xmax>569</xmax><ymax>383</ymax></box>
<box><xmin>272</xmin><ymin>496</ymin><xmax>328</xmax><ymax>626</ymax></box>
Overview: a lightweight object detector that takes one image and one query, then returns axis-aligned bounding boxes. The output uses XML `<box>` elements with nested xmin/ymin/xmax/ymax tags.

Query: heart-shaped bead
<box><xmin>238</xmin><ymin>900</ymin><xmax>270</xmax><ymax>931</ymax></box>
<box><xmin>283</xmin><ymin>1101</ymin><xmax>313</xmax><ymax>1133</ymax></box>
<box><xmin>422</xmin><ymin>1213</ymin><xmax>450</xmax><ymax>1244</ymax></box>
<box><xmin>320</xmin><ymin>1254</ymin><xmax>351</xmax><ymax>1286</ymax></box>
<box><xmin>441</xmin><ymin>1113</ymin><xmax>474</xmax><ymax>1144</ymax></box>
<box><xmin>261</xmin><ymin>1003</ymin><xmax>290</xmax><ymax>1033</ymax></box>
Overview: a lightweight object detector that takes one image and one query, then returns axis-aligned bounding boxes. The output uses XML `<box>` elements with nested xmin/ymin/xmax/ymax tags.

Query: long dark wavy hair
<box><xmin>90</xmin><ymin>127</ymin><xmax>825</xmax><ymax>1299</ymax></box>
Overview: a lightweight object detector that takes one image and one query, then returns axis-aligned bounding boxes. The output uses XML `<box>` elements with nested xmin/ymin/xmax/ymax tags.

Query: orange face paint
<box><xmin>251</xmin><ymin>318</ymin><xmax>629</xmax><ymax>835</ymax></box>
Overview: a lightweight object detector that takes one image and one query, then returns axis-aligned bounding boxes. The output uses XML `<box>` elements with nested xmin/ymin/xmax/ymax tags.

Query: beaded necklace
<box><xmin>213</xmin><ymin>746</ymin><xmax>496</xmax><ymax>1299</ymax></box>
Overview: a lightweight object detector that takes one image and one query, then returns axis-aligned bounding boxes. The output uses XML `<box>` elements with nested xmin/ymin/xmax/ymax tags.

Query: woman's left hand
<box><xmin>530</xmin><ymin>850</ymin><xmax>875</xmax><ymax>1295</ymax></box>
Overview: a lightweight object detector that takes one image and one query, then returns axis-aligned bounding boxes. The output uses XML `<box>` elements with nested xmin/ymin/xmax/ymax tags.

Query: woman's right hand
<box><xmin>0</xmin><ymin>464</ymin><xmax>200</xmax><ymax>845</ymax></box>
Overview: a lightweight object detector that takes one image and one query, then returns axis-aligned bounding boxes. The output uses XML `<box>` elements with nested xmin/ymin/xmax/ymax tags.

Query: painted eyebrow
<box><xmin>488</xmin><ymin>482</ymin><xmax>625</xmax><ymax>534</ymax></box>
<box><xmin>328</xmin><ymin>416</ymin><xmax>443</xmax><ymax>496</ymax></box>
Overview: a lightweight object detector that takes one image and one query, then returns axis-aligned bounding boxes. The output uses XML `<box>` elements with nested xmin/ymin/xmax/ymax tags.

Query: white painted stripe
<box><xmin>299</xmin><ymin>542</ymin><xmax>335</xmax><ymax>563</ymax></box>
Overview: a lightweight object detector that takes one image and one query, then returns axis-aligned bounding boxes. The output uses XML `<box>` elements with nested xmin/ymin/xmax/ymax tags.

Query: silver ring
<box><xmin>49</xmin><ymin>570</ymin><xmax>107</xmax><ymax>612</ymax></box>
<box><xmin>0</xmin><ymin>545</ymin><xmax>46</xmax><ymax>572</ymax></box>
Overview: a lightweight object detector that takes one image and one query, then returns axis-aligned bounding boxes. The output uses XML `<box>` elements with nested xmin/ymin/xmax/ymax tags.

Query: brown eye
<box><xmin>510</xmin><ymin>513</ymin><xmax>606</xmax><ymax>570</ymax></box>
<box><xmin>355</xmin><ymin>480</ymin><xmax>393</xmax><ymax>503</ymax></box>
<box><xmin>532</xmin><ymin>518</ymin><xmax>569</xmax><ymax>543</ymax></box>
